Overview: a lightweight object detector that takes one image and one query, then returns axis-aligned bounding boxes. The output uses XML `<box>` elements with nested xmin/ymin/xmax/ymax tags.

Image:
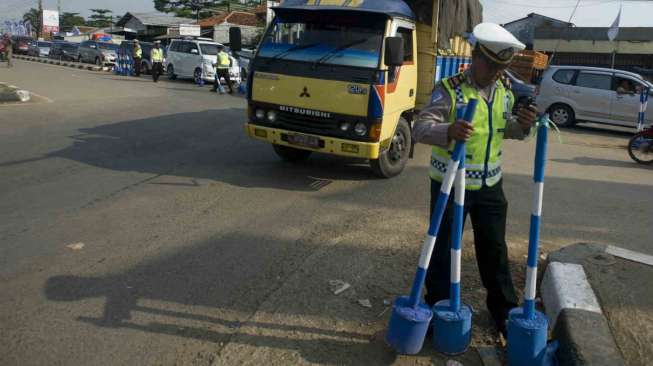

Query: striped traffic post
<box><xmin>638</xmin><ymin>87</ymin><xmax>650</xmax><ymax>132</ymax></box>
<box><xmin>507</xmin><ymin>114</ymin><xmax>550</xmax><ymax>366</ymax></box>
<box><xmin>386</xmin><ymin>99</ymin><xmax>478</xmax><ymax>355</ymax></box>
<box><xmin>432</xmin><ymin>130</ymin><xmax>472</xmax><ymax>355</ymax></box>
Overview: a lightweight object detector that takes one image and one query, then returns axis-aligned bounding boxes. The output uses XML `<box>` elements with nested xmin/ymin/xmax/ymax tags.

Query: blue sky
<box><xmin>2</xmin><ymin>0</ymin><xmax>653</xmax><ymax>27</ymax></box>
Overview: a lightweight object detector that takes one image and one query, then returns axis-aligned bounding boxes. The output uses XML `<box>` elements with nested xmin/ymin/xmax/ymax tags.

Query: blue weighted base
<box><xmin>385</xmin><ymin>296</ymin><xmax>433</xmax><ymax>355</ymax></box>
<box><xmin>432</xmin><ymin>300</ymin><xmax>472</xmax><ymax>355</ymax></box>
<box><xmin>507</xmin><ymin>307</ymin><xmax>548</xmax><ymax>366</ymax></box>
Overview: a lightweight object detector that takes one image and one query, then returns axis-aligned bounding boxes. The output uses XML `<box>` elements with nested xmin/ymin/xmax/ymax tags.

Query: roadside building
<box><xmin>503</xmin><ymin>13</ymin><xmax>573</xmax><ymax>50</ymax></box>
<box><xmin>198</xmin><ymin>11</ymin><xmax>263</xmax><ymax>46</ymax></box>
<box><xmin>114</xmin><ymin>12</ymin><xmax>194</xmax><ymax>42</ymax></box>
<box><xmin>534</xmin><ymin>26</ymin><xmax>653</xmax><ymax>72</ymax></box>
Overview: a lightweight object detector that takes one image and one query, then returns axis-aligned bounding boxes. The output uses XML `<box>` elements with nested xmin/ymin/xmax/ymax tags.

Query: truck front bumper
<box><xmin>245</xmin><ymin>123</ymin><xmax>380</xmax><ymax>160</ymax></box>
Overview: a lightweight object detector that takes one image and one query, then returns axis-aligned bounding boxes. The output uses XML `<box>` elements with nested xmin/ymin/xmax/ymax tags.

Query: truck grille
<box><xmin>276</xmin><ymin>111</ymin><xmax>340</xmax><ymax>136</ymax></box>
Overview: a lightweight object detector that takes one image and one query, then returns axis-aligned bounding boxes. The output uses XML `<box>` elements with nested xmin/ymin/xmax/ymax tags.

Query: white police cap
<box><xmin>473</xmin><ymin>23</ymin><xmax>525</xmax><ymax>65</ymax></box>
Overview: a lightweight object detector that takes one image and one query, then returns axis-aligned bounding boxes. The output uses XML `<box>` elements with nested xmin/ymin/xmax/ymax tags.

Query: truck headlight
<box><xmin>339</xmin><ymin>122</ymin><xmax>351</xmax><ymax>132</ymax></box>
<box><xmin>266</xmin><ymin>110</ymin><xmax>277</xmax><ymax>123</ymax></box>
<box><xmin>255</xmin><ymin>109</ymin><xmax>265</xmax><ymax>120</ymax></box>
<box><xmin>354</xmin><ymin>122</ymin><xmax>367</xmax><ymax>136</ymax></box>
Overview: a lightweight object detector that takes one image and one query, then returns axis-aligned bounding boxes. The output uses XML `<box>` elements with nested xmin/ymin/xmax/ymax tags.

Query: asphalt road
<box><xmin>1</xmin><ymin>59</ymin><xmax>652</xmax><ymax>366</ymax></box>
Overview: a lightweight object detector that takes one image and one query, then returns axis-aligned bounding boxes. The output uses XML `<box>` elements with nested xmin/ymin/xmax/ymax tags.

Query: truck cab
<box><xmin>243</xmin><ymin>0</ymin><xmax>417</xmax><ymax>177</ymax></box>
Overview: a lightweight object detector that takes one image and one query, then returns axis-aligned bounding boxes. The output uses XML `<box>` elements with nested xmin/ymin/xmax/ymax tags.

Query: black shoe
<box><xmin>228</xmin><ymin>89</ymin><xmax>234</xmax><ymax>94</ymax></box>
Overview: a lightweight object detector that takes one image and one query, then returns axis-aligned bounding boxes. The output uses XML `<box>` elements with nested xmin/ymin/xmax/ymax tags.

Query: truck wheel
<box><xmin>370</xmin><ymin>117</ymin><xmax>411</xmax><ymax>178</ymax></box>
<box><xmin>273</xmin><ymin>145</ymin><xmax>312</xmax><ymax>162</ymax></box>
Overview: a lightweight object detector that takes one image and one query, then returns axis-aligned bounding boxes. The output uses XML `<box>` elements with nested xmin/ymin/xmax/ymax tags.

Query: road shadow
<box><xmin>551</xmin><ymin>156</ymin><xmax>653</xmax><ymax>169</ymax></box>
<box><xmin>562</xmin><ymin>123</ymin><xmax>634</xmax><ymax>138</ymax></box>
<box><xmin>43</xmin><ymin>228</ymin><xmax>499</xmax><ymax>365</ymax></box>
<box><xmin>0</xmin><ymin>109</ymin><xmax>379</xmax><ymax>192</ymax></box>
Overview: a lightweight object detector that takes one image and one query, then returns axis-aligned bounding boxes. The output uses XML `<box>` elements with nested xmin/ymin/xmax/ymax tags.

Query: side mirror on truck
<box><xmin>384</xmin><ymin>37</ymin><xmax>405</xmax><ymax>67</ymax></box>
<box><xmin>229</xmin><ymin>27</ymin><xmax>242</xmax><ymax>52</ymax></box>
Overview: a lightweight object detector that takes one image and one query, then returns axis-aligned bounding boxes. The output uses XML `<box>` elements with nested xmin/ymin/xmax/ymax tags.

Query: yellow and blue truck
<box><xmin>238</xmin><ymin>0</ymin><xmax>480</xmax><ymax>177</ymax></box>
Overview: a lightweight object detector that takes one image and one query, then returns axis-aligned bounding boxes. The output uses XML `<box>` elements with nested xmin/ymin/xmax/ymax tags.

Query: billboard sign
<box><xmin>167</xmin><ymin>24</ymin><xmax>201</xmax><ymax>37</ymax></box>
<box><xmin>42</xmin><ymin>10</ymin><xmax>60</xmax><ymax>33</ymax></box>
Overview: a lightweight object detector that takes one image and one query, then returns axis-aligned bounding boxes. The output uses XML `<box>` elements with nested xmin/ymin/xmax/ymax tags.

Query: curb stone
<box><xmin>542</xmin><ymin>243</ymin><xmax>630</xmax><ymax>366</ymax></box>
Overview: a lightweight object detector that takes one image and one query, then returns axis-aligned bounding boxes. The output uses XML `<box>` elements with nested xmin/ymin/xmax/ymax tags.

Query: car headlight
<box><xmin>266</xmin><ymin>110</ymin><xmax>277</xmax><ymax>123</ymax></box>
<box><xmin>354</xmin><ymin>122</ymin><xmax>367</xmax><ymax>136</ymax></box>
<box><xmin>255</xmin><ymin>109</ymin><xmax>265</xmax><ymax>120</ymax></box>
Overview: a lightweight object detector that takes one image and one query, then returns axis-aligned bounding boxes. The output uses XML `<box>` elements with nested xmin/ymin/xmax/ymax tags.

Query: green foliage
<box><xmin>61</xmin><ymin>12</ymin><xmax>86</xmax><ymax>32</ymax></box>
<box><xmin>87</xmin><ymin>9</ymin><xmax>113</xmax><ymax>28</ymax></box>
<box><xmin>22</xmin><ymin>8</ymin><xmax>41</xmax><ymax>31</ymax></box>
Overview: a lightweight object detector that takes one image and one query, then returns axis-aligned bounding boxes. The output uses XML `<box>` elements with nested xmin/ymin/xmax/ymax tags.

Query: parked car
<box><xmin>119</xmin><ymin>40</ymin><xmax>156</xmax><ymax>74</ymax></box>
<box><xmin>78</xmin><ymin>40</ymin><xmax>119</xmax><ymax>66</ymax></box>
<box><xmin>11</xmin><ymin>36</ymin><xmax>33</xmax><ymax>54</ymax></box>
<box><xmin>504</xmin><ymin>69</ymin><xmax>536</xmax><ymax>108</ymax></box>
<box><xmin>165</xmin><ymin>38</ymin><xmax>240</xmax><ymax>84</ymax></box>
<box><xmin>48</xmin><ymin>42</ymin><xmax>79</xmax><ymax>61</ymax></box>
<box><xmin>537</xmin><ymin>66</ymin><xmax>653</xmax><ymax>128</ymax></box>
<box><xmin>28</xmin><ymin>41</ymin><xmax>52</xmax><ymax>58</ymax></box>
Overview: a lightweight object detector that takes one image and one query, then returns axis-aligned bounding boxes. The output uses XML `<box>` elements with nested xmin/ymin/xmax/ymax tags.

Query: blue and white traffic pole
<box><xmin>386</xmin><ymin>99</ymin><xmax>478</xmax><ymax>355</ymax></box>
<box><xmin>432</xmin><ymin>132</ymin><xmax>472</xmax><ymax>355</ymax></box>
<box><xmin>507</xmin><ymin>114</ymin><xmax>550</xmax><ymax>366</ymax></box>
<box><xmin>638</xmin><ymin>87</ymin><xmax>650</xmax><ymax>132</ymax></box>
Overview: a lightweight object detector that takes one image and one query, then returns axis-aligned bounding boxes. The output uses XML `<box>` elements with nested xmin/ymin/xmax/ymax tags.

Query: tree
<box><xmin>153</xmin><ymin>0</ymin><xmax>226</xmax><ymax>20</ymax></box>
<box><xmin>23</xmin><ymin>8</ymin><xmax>41</xmax><ymax>34</ymax></box>
<box><xmin>87</xmin><ymin>9</ymin><xmax>113</xmax><ymax>28</ymax></box>
<box><xmin>61</xmin><ymin>12</ymin><xmax>86</xmax><ymax>32</ymax></box>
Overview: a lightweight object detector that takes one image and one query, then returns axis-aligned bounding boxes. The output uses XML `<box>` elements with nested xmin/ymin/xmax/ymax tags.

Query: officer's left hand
<box><xmin>517</xmin><ymin>104</ymin><xmax>538</xmax><ymax>131</ymax></box>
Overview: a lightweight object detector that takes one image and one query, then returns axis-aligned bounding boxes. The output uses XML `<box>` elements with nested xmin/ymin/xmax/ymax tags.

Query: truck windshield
<box><xmin>259</xmin><ymin>15</ymin><xmax>384</xmax><ymax>69</ymax></box>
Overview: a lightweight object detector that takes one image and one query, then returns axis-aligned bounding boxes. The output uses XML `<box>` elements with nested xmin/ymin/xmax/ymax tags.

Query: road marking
<box><xmin>605</xmin><ymin>245</ymin><xmax>653</xmax><ymax>267</ymax></box>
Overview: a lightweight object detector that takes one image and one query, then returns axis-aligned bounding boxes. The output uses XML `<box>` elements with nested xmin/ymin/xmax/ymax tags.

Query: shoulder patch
<box><xmin>446</xmin><ymin>73</ymin><xmax>466</xmax><ymax>89</ymax></box>
<box><xmin>500</xmin><ymin>73</ymin><xmax>512</xmax><ymax>90</ymax></box>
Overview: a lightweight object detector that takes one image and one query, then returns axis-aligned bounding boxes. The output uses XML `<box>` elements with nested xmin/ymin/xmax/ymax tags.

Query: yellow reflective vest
<box><xmin>429</xmin><ymin>73</ymin><xmax>514</xmax><ymax>190</ymax></box>
<box><xmin>216</xmin><ymin>51</ymin><xmax>230</xmax><ymax>69</ymax></box>
<box><xmin>151</xmin><ymin>48</ymin><xmax>164</xmax><ymax>63</ymax></box>
<box><xmin>134</xmin><ymin>46</ymin><xmax>142</xmax><ymax>58</ymax></box>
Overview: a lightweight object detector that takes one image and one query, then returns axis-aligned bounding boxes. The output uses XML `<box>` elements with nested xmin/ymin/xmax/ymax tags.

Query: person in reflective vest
<box><xmin>412</xmin><ymin>23</ymin><xmax>538</xmax><ymax>338</ymax></box>
<box><xmin>132</xmin><ymin>39</ymin><xmax>142</xmax><ymax>77</ymax></box>
<box><xmin>150</xmin><ymin>41</ymin><xmax>164</xmax><ymax>83</ymax></box>
<box><xmin>211</xmin><ymin>45</ymin><xmax>233</xmax><ymax>94</ymax></box>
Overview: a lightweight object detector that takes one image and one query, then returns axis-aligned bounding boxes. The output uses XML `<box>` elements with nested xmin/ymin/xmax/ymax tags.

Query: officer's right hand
<box><xmin>448</xmin><ymin>120</ymin><xmax>474</xmax><ymax>141</ymax></box>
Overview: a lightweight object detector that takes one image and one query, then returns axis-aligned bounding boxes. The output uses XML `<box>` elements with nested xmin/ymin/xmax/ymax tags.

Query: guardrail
<box><xmin>12</xmin><ymin>55</ymin><xmax>112</xmax><ymax>72</ymax></box>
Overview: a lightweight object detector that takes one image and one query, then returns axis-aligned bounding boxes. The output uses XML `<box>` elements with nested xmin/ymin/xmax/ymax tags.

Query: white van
<box><xmin>537</xmin><ymin>66</ymin><xmax>653</xmax><ymax>128</ymax></box>
<box><xmin>165</xmin><ymin>38</ymin><xmax>241</xmax><ymax>84</ymax></box>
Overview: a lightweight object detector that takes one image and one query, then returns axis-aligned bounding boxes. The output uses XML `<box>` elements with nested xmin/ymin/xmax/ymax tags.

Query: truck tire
<box><xmin>273</xmin><ymin>145</ymin><xmax>312</xmax><ymax>162</ymax></box>
<box><xmin>370</xmin><ymin>117</ymin><xmax>411</xmax><ymax>178</ymax></box>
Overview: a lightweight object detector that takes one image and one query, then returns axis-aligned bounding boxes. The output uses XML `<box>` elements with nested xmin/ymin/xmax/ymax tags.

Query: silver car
<box><xmin>537</xmin><ymin>66</ymin><xmax>653</xmax><ymax>128</ymax></box>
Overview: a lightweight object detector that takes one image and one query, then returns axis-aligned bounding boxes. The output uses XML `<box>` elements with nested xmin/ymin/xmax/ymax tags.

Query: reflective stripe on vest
<box><xmin>217</xmin><ymin>52</ymin><xmax>230</xmax><ymax>69</ymax></box>
<box><xmin>429</xmin><ymin>73</ymin><xmax>514</xmax><ymax>190</ymax></box>
<box><xmin>151</xmin><ymin>48</ymin><xmax>164</xmax><ymax>62</ymax></box>
<box><xmin>134</xmin><ymin>47</ymin><xmax>142</xmax><ymax>58</ymax></box>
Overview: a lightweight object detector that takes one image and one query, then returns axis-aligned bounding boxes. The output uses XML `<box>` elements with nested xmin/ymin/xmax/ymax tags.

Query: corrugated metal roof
<box><xmin>535</xmin><ymin>26</ymin><xmax>653</xmax><ymax>42</ymax></box>
<box><xmin>116</xmin><ymin>12</ymin><xmax>194</xmax><ymax>27</ymax></box>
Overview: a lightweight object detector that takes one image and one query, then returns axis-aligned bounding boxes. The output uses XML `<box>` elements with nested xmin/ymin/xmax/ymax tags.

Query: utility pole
<box><xmin>57</xmin><ymin>0</ymin><xmax>62</xmax><ymax>30</ymax></box>
<box><xmin>38</xmin><ymin>0</ymin><xmax>43</xmax><ymax>40</ymax></box>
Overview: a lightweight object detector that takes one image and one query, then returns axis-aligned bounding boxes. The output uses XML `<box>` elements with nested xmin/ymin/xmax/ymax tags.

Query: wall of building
<box><xmin>214</xmin><ymin>23</ymin><xmax>262</xmax><ymax>46</ymax></box>
<box><xmin>505</xmin><ymin>17</ymin><xmax>569</xmax><ymax>49</ymax></box>
<box><xmin>535</xmin><ymin>39</ymin><xmax>653</xmax><ymax>54</ymax></box>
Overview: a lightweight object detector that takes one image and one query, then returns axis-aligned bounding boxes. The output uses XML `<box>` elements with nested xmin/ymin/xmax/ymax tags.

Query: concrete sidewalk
<box><xmin>543</xmin><ymin>243</ymin><xmax>653</xmax><ymax>366</ymax></box>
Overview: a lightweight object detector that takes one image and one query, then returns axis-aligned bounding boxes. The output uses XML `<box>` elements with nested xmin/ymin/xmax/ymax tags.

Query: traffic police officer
<box><xmin>150</xmin><ymin>41</ymin><xmax>164</xmax><ymax>83</ymax></box>
<box><xmin>413</xmin><ymin>23</ymin><xmax>538</xmax><ymax>337</ymax></box>
<box><xmin>211</xmin><ymin>45</ymin><xmax>233</xmax><ymax>94</ymax></box>
<box><xmin>132</xmin><ymin>39</ymin><xmax>142</xmax><ymax>77</ymax></box>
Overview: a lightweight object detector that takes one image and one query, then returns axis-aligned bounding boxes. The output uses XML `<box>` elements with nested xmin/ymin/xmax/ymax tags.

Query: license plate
<box><xmin>287</xmin><ymin>134</ymin><xmax>320</xmax><ymax>148</ymax></box>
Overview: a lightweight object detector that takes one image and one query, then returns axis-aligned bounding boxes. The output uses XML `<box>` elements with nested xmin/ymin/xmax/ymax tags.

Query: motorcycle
<box><xmin>628</xmin><ymin>126</ymin><xmax>653</xmax><ymax>164</ymax></box>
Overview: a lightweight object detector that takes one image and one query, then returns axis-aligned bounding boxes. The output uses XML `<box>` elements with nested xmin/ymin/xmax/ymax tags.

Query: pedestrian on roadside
<box><xmin>211</xmin><ymin>45</ymin><xmax>233</xmax><ymax>94</ymax></box>
<box><xmin>412</xmin><ymin>23</ymin><xmax>538</xmax><ymax>338</ymax></box>
<box><xmin>2</xmin><ymin>33</ymin><xmax>13</xmax><ymax>68</ymax></box>
<box><xmin>132</xmin><ymin>39</ymin><xmax>142</xmax><ymax>77</ymax></box>
<box><xmin>150</xmin><ymin>41</ymin><xmax>164</xmax><ymax>83</ymax></box>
